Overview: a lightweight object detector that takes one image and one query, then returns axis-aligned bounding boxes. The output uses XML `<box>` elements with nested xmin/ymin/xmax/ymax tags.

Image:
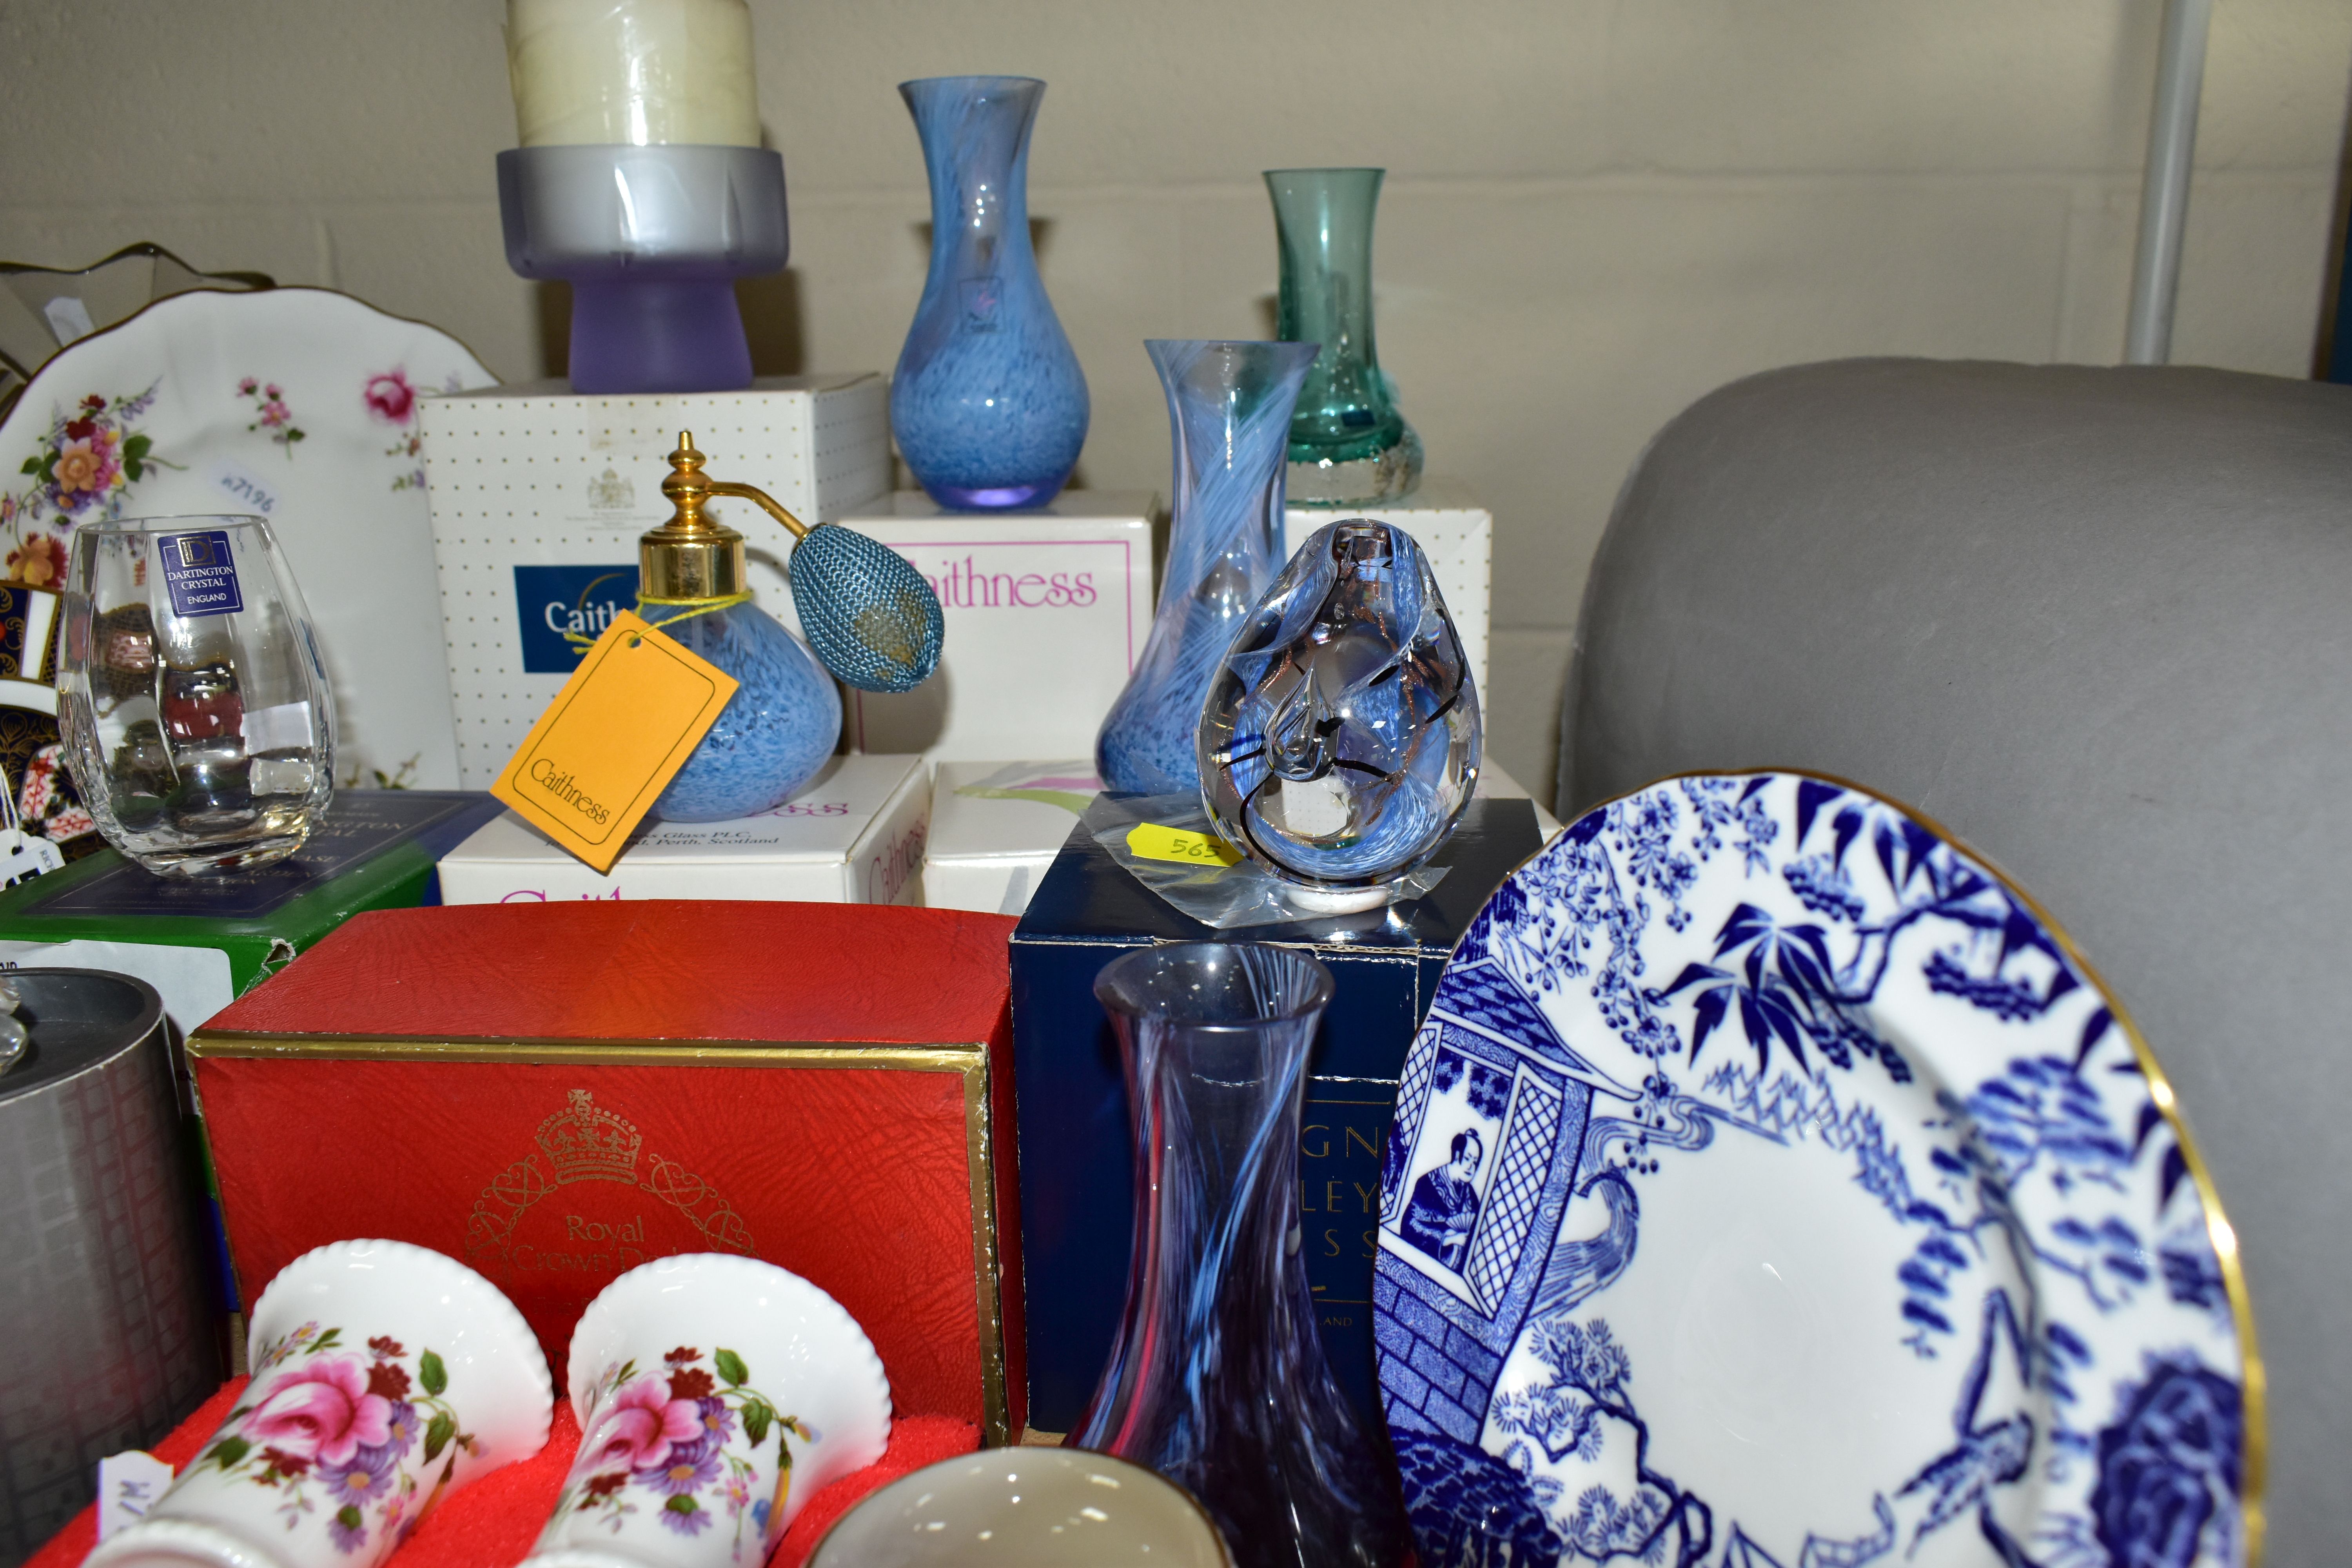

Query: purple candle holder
<box><xmin>497</xmin><ymin>144</ymin><xmax>788</xmax><ymax>395</ymax></box>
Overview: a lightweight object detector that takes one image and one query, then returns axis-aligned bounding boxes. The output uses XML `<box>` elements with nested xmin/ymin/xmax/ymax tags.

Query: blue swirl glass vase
<box><xmin>644</xmin><ymin>602</ymin><xmax>840</xmax><ymax>823</ymax></box>
<box><xmin>1072</xmin><ymin>942</ymin><xmax>1410</xmax><ymax>1568</ymax></box>
<box><xmin>892</xmin><ymin>76</ymin><xmax>1089</xmax><ymax>510</ymax></box>
<box><xmin>1095</xmin><ymin>340</ymin><xmax>1318</xmax><ymax>793</ymax></box>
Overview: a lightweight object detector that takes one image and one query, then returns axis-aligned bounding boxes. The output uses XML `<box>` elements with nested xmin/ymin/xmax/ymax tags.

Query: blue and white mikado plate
<box><xmin>1374</xmin><ymin>771</ymin><xmax>2259</xmax><ymax>1568</ymax></box>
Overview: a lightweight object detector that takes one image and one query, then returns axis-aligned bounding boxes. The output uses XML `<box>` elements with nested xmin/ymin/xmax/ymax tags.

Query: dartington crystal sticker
<box><xmin>157</xmin><ymin>530</ymin><xmax>243</xmax><ymax>618</ymax></box>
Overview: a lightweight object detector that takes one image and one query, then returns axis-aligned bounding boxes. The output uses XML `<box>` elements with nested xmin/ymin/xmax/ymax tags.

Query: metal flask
<box><xmin>0</xmin><ymin>969</ymin><xmax>221</xmax><ymax>1565</ymax></box>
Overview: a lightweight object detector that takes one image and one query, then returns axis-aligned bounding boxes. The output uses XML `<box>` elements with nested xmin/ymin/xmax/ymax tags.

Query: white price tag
<box><xmin>241</xmin><ymin>701</ymin><xmax>314</xmax><ymax>753</ymax></box>
<box><xmin>206</xmin><ymin>457</ymin><xmax>282</xmax><ymax>517</ymax></box>
<box><xmin>96</xmin><ymin>1450</ymin><xmax>174</xmax><ymax>1539</ymax></box>
<box><xmin>42</xmin><ymin>294</ymin><xmax>96</xmax><ymax>346</ymax></box>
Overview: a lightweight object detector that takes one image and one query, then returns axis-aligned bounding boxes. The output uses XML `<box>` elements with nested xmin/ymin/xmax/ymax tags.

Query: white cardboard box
<box><xmin>922</xmin><ymin>760</ymin><xmax>1102</xmax><ymax>915</ymax></box>
<box><xmin>829</xmin><ymin>492</ymin><xmax>1158</xmax><ymax>763</ymax></box>
<box><xmin>421</xmin><ymin>375</ymin><xmax>892</xmax><ymax>788</ymax></box>
<box><xmin>437</xmin><ymin>753</ymin><xmax>929</xmax><ymax>905</ymax></box>
<box><xmin>1286</xmin><ymin>477</ymin><xmax>1492</xmax><ymax>698</ymax></box>
<box><xmin>922</xmin><ymin>759</ymin><xmax>1555</xmax><ymax>919</ymax></box>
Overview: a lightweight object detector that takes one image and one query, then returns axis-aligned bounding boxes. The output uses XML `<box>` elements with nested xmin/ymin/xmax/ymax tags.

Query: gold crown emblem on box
<box><xmin>536</xmin><ymin>1089</ymin><xmax>643</xmax><ymax>1185</ymax></box>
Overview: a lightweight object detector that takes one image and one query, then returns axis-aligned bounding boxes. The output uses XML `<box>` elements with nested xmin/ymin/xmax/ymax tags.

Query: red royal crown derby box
<box><xmin>187</xmin><ymin>900</ymin><xmax>1025</xmax><ymax>1442</ymax></box>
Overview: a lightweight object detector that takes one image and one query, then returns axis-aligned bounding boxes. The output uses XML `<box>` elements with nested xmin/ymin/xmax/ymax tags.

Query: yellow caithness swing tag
<box><xmin>491</xmin><ymin>611</ymin><xmax>739</xmax><ymax>873</ymax></box>
<box><xmin>1126</xmin><ymin>822</ymin><xmax>1243</xmax><ymax>868</ymax></box>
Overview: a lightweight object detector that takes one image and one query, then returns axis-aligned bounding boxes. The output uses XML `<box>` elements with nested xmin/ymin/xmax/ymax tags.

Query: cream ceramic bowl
<box><xmin>806</xmin><ymin>1448</ymin><xmax>1232</xmax><ymax>1567</ymax></box>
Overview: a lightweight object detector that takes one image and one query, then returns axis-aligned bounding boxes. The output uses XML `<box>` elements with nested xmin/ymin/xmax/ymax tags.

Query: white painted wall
<box><xmin>2</xmin><ymin>1</ymin><xmax>2345</xmax><ymax>800</ymax></box>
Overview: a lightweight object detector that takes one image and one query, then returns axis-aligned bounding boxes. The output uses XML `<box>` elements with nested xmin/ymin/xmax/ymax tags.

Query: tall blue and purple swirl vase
<box><xmin>891</xmin><ymin>76</ymin><xmax>1089</xmax><ymax>511</ymax></box>
<box><xmin>1070</xmin><ymin>942</ymin><xmax>1411</xmax><ymax>1568</ymax></box>
<box><xmin>1095</xmin><ymin>339</ymin><xmax>1319</xmax><ymax>794</ymax></box>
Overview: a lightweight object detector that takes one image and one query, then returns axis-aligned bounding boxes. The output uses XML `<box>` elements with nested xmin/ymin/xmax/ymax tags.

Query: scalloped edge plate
<box><xmin>1374</xmin><ymin>770</ymin><xmax>2258</xmax><ymax>1568</ymax></box>
<box><xmin>0</xmin><ymin>286</ymin><xmax>495</xmax><ymax>793</ymax></box>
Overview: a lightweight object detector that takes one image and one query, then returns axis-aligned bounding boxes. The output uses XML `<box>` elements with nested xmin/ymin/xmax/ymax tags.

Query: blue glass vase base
<box><xmin>918</xmin><ymin>477</ymin><xmax>1069</xmax><ymax>511</ymax></box>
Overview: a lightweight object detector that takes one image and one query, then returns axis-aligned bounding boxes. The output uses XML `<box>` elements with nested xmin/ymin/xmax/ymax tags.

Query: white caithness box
<box><xmin>420</xmin><ymin>375</ymin><xmax>891</xmax><ymax>788</ymax></box>
<box><xmin>1286</xmin><ymin>477</ymin><xmax>1491</xmax><ymax>697</ymax></box>
<box><xmin>921</xmin><ymin>760</ymin><xmax>1100</xmax><ymax>916</ymax></box>
<box><xmin>436</xmin><ymin>753</ymin><xmax>929</xmax><ymax>905</ymax></box>
<box><xmin>828</xmin><ymin>492</ymin><xmax>1157</xmax><ymax>762</ymax></box>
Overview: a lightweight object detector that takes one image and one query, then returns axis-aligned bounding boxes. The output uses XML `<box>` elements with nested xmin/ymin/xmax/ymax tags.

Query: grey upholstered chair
<box><xmin>1557</xmin><ymin>358</ymin><xmax>2352</xmax><ymax>1563</ymax></box>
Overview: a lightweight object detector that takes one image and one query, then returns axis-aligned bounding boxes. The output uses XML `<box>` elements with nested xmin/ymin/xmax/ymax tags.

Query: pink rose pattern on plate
<box><xmin>2</xmin><ymin>383</ymin><xmax>172</xmax><ymax>586</ymax></box>
<box><xmin>365</xmin><ymin>367</ymin><xmax>461</xmax><ymax>493</ymax></box>
<box><xmin>205</xmin><ymin>1322</ymin><xmax>479</xmax><ymax>1555</ymax></box>
<box><xmin>238</xmin><ymin>377</ymin><xmax>306</xmax><ymax>456</ymax></box>
<box><xmin>550</xmin><ymin>1346</ymin><xmax>812</xmax><ymax>1560</ymax></box>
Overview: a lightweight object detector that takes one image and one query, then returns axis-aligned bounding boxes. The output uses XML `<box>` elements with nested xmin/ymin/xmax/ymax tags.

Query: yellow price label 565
<box><xmin>1127</xmin><ymin>822</ymin><xmax>1243</xmax><ymax>868</ymax></box>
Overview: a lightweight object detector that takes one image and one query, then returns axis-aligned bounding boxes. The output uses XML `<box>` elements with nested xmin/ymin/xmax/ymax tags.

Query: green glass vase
<box><xmin>1266</xmin><ymin>167</ymin><xmax>1422</xmax><ymax>506</ymax></box>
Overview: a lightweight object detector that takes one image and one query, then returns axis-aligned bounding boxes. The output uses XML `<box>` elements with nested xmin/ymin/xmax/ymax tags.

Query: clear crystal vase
<box><xmin>1267</xmin><ymin>168</ymin><xmax>1422</xmax><ymax>505</ymax></box>
<box><xmin>1071</xmin><ymin>942</ymin><xmax>1411</xmax><ymax>1568</ymax></box>
<box><xmin>1094</xmin><ymin>339</ymin><xmax>1318</xmax><ymax>793</ymax></box>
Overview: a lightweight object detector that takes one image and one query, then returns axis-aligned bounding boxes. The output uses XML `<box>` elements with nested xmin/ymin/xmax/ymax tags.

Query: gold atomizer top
<box><xmin>643</xmin><ymin>430</ymin><xmax>813</xmax><ymax>601</ymax></box>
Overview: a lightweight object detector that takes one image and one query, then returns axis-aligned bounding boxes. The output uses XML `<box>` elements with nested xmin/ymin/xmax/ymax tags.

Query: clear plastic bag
<box><xmin>1092</xmin><ymin>792</ymin><xmax>1446</xmax><ymax>931</ymax></box>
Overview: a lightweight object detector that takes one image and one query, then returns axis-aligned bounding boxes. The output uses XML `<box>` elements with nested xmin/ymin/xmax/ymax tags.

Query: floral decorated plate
<box><xmin>1374</xmin><ymin>771</ymin><xmax>2259</xmax><ymax>1568</ymax></box>
<box><xmin>0</xmin><ymin>287</ymin><xmax>495</xmax><ymax>789</ymax></box>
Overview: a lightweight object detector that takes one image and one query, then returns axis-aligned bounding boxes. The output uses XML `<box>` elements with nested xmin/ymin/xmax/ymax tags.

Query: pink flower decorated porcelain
<box><xmin>245</xmin><ymin>1354</ymin><xmax>394</xmax><ymax>1466</ymax></box>
<box><xmin>84</xmin><ymin>1240</ymin><xmax>550</xmax><ymax>1568</ymax></box>
<box><xmin>52</xmin><ymin>433</ymin><xmax>118</xmax><ymax>502</ymax></box>
<box><xmin>363</xmin><ymin>370</ymin><xmax>416</xmax><ymax>425</ymax></box>
<box><xmin>585</xmin><ymin>1374</ymin><xmax>702</xmax><ymax>1473</ymax></box>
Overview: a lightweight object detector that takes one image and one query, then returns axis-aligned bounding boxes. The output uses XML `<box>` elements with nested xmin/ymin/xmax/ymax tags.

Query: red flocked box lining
<box><xmin>28</xmin><ymin>1380</ymin><xmax>978</xmax><ymax>1568</ymax></box>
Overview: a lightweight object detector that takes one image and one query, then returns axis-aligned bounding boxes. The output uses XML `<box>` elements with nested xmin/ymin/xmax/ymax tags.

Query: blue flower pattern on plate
<box><xmin>1374</xmin><ymin>773</ymin><xmax>2253</xmax><ymax>1568</ymax></box>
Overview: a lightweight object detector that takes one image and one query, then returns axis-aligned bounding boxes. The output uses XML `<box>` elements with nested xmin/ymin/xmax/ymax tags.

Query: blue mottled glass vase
<box><xmin>644</xmin><ymin>602</ymin><xmax>840</xmax><ymax>822</ymax></box>
<box><xmin>892</xmin><ymin>76</ymin><xmax>1089</xmax><ymax>510</ymax></box>
<box><xmin>1073</xmin><ymin>942</ymin><xmax>1410</xmax><ymax>1568</ymax></box>
<box><xmin>1095</xmin><ymin>339</ymin><xmax>1318</xmax><ymax>793</ymax></box>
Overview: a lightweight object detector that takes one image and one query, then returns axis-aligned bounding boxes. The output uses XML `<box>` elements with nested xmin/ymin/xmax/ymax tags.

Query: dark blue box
<box><xmin>1009</xmin><ymin>795</ymin><xmax>1543</xmax><ymax>1432</ymax></box>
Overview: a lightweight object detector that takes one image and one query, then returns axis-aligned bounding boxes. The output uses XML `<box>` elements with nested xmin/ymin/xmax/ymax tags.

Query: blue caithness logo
<box><xmin>514</xmin><ymin>564</ymin><xmax>635</xmax><ymax>673</ymax></box>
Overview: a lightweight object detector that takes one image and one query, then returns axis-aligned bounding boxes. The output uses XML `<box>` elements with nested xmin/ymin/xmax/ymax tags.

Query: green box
<box><xmin>0</xmin><ymin>791</ymin><xmax>502</xmax><ymax>1029</ymax></box>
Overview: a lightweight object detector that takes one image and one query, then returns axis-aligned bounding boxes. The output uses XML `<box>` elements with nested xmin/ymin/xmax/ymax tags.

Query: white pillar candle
<box><xmin>506</xmin><ymin>0</ymin><xmax>760</xmax><ymax>147</ymax></box>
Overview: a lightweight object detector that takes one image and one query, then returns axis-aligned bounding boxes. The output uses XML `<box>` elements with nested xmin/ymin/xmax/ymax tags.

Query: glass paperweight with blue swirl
<box><xmin>1096</xmin><ymin>339</ymin><xmax>1318</xmax><ymax>793</ymax></box>
<box><xmin>1072</xmin><ymin>942</ymin><xmax>1410</xmax><ymax>1568</ymax></box>
<box><xmin>639</xmin><ymin>433</ymin><xmax>944</xmax><ymax>822</ymax></box>
<box><xmin>891</xmin><ymin>76</ymin><xmax>1089</xmax><ymax>510</ymax></box>
<box><xmin>1198</xmin><ymin>518</ymin><xmax>1479</xmax><ymax>910</ymax></box>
